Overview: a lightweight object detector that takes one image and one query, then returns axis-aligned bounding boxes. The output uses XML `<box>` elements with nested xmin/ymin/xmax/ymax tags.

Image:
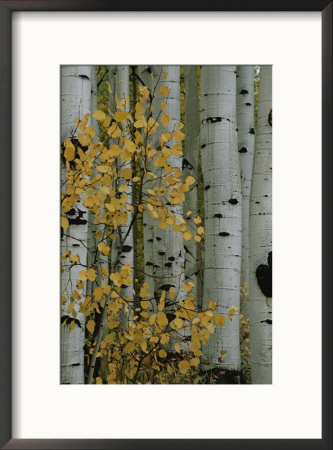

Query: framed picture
<box><xmin>0</xmin><ymin>1</ymin><xmax>331</xmax><ymax>449</ymax></box>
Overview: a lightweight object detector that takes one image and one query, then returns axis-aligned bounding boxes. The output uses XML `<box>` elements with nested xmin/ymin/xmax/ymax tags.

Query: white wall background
<box><xmin>12</xmin><ymin>12</ymin><xmax>322</xmax><ymax>439</ymax></box>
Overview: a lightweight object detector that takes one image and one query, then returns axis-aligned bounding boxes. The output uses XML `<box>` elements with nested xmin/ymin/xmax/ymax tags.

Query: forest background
<box><xmin>60</xmin><ymin>65</ymin><xmax>272</xmax><ymax>385</ymax></box>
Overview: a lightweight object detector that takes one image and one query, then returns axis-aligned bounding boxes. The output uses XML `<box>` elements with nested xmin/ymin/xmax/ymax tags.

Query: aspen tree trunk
<box><xmin>137</xmin><ymin>66</ymin><xmax>156</xmax><ymax>299</ymax></box>
<box><xmin>140</xmin><ymin>66</ymin><xmax>185</xmax><ymax>305</ymax></box>
<box><xmin>109</xmin><ymin>66</ymin><xmax>134</xmax><ymax>319</ymax></box>
<box><xmin>248</xmin><ymin>66</ymin><xmax>272</xmax><ymax>384</ymax></box>
<box><xmin>183</xmin><ymin>66</ymin><xmax>202</xmax><ymax>308</ymax></box>
<box><xmin>86</xmin><ymin>67</ymin><xmax>109</xmax><ymax>296</ymax></box>
<box><xmin>61</xmin><ymin>65</ymin><xmax>91</xmax><ymax>384</ymax></box>
<box><xmin>201</xmin><ymin>66</ymin><xmax>242</xmax><ymax>379</ymax></box>
<box><xmin>236</xmin><ymin>66</ymin><xmax>255</xmax><ymax>290</ymax></box>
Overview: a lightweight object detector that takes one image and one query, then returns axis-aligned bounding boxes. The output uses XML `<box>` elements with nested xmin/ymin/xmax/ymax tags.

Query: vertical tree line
<box><xmin>60</xmin><ymin>65</ymin><xmax>272</xmax><ymax>384</ymax></box>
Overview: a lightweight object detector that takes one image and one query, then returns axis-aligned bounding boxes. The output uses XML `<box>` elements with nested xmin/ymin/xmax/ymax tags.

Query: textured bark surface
<box><xmin>248</xmin><ymin>65</ymin><xmax>272</xmax><ymax>384</ymax></box>
<box><xmin>140</xmin><ymin>66</ymin><xmax>185</xmax><ymax>306</ymax></box>
<box><xmin>201</xmin><ymin>66</ymin><xmax>242</xmax><ymax>372</ymax></box>
<box><xmin>61</xmin><ymin>65</ymin><xmax>91</xmax><ymax>384</ymax></box>
<box><xmin>236</xmin><ymin>66</ymin><xmax>255</xmax><ymax>290</ymax></box>
<box><xmin>109</xmin><ymin>66</ymin><xmax>134</xmax><ymax>317</ymax></box>
<box><xmin>183</xmin><ymin>66</ymin><xmax>202</xmax><ymax>308</ymax></box>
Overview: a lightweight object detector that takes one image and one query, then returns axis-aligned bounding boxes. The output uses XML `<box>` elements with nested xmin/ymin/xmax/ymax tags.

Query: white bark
<box><xmin>109</xmin><ymin>66</ymin><xmax>134</xmax><ymax>317</ymax></box>
<box><xmin>248</xmin><ymin>65</ymin><xmax>272</xmax><ymax>384</ymax></box>
<box><xmin>183</xmin><ymin>66</ymin><xmax>202</xmax><ymax>308</ymax></box>
<box><xmin>141</xmin><ymin>66</ymin><xmax>185</xmax><ymax>305</ymax></box>
<box><xmin>201</xmin><ymin>66</ymin><xmax>242</xmax><ymax>372</ymax></box>
<box><xmin>137</xmin><ymin>66</ymin><xmax>155</xmax><ymax>299</ymax></box>
<box><xmin>61</xmin><ymin>65</ymin><xmax>91</xmax><ymax>384</ymax></box>
<box><xmin>237</xmin><ymin>66</ymin><xmax>255</xmax><ymax>289</ymax></box>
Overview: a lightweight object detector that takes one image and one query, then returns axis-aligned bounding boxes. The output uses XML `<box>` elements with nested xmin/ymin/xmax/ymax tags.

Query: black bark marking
<box><xmin>239</xmin><ymin>147</ymin><xmax>247</xmax><ymax>153</ymax></box>
<box><xmin>79</xmin><ymin>74</ymin><xmax>89</xmax><ymax>80</ymax></box>
<box><xmin>218</xmin><ymin>232</ymin><xmax>230</xmax><ymax>237</ymax></box>
<box><xmin>249</xmin><ymin>128</ymin><xmax>255</xmax><ymax>134</ymax></box>
<box><xmin>158</xmin><ymin>251</ymin><xmax>165</xmax><ymax>256</ymax></box>
<box><xmin>122</xmin><ymin>245</ymin><xmax>132</xmax><ymax>252</ymax></box>
<box><xmin>159</xmin><ymin>284</ymin><xmax>175</xmax><ymax>291</ymax></box>
<box><xmin>204</xmin><ymin>185</ymin><xmax>211</xmax><ymax>191</ymax></box>
<box><xmin>260</xmin><ymin>319</ymin><xmax>272</xmax><ymax>325</ymax></box>
<box><xmin>168</xmin><ymin>256</ymin><xmax>175</xmax><ymax>262</ymax></box>
<box><xmin>214</xmin><ymin>213</ymin><xmax>223</xmax><ymax>219</ymax></box>
<box><xmin>245</xmin><ymin>102</ymin><xmax>252</xmax><ymax>106</ymax></box>
<box><xmin>256</xmin><ymin>251</ymin><xmax>272</xmax><ymax>298</ymax></box>
<box><xmin>206</xmin><ymin>117</ymin><xmax>222</xmax><ymax>124</ymax></box>
<box><xmin>228</xmin><ymin>198</ymin><xmax>238</xmax><ymax>205</ymax></box>
<box><xmin>182</xmin><ymin>158</ymin><xmax>194</xmax><ymax>169</ymax></box>
<box><xmin>268</xmin><ymin>109</ymin><xmax>272</xmax><ymax>127</ymax></box>
<box><xmin>164</xmin><ymin>262</ymin><xmax>172</xmax><ymax>268</ymax></box>
<box><xmin>239</xmin><ymin>89</ymin><xmax>249</xmax><ymax>95</ymax></box>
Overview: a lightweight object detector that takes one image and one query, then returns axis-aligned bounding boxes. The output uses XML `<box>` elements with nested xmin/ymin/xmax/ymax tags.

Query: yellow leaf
<box><xmin>184</xmin><ymin>281</ymin><xmax>194</xmax><ymax>292</ymax></box>
<box><xmin>197</xmin><ymin>226</ymin><xmax>204</xmax><ymax>235</ymax></box>
<box><xmin>228</xmin><ymin>306</ymin><xmax>239</xmax><ymax>321</ymax></box>
<box><xmin>178</xmin><ymin>360</ymin><xmax>190</xmax><ymax>374</ymax></box>
<box><xmin>95</xmin><ymin>377</ymin><xmax>103</xmax><ymax>384</ymax></box>
<box><xmin>78</xmin><ymin>132</ymin><xmax>90</xmax><ymax>147</ymax></box>
<box><xmin>160</xmin><ymin>85</ymin><xmax>170</xmax><ymax>97</ymax></box>
<box><xmin>69</xmin><ymin>254</ymin><xmax>79</xmax><ymax>264</ymax></box>
<box><xmin>158</xmin><ymin>219</ymin><xmax>168</xmax><ymax>230</ymax></box>
<box><xmin>69</xmin><ymin>319</ymin><xmax>76</xmax><ymax>332</ymax></box>
<box><xmin>96</xmin><ymin>165</ymin><xmax>110</xmax><ymax>174</ymax></box>
<box><xmin>141</xmin><ymin>300</ymin><xmax>150</xmax><ymax>310</ymax></box>
<box><xmin>194</xmin><ymin>216</ymin><xmax>202</xmax><ymax>225</ymax></box>
<box><xmin>174</xmin><ymin>130</ymin><xmax>185</xmax><ymax>142</ymax></box>
<box><xmin>107</xmin><ymin>320</ymin><xmax>119</xmax><ymax>330</ymax></box>
<box><xmin>93</xmin><ymin>287</ymin><xmax>103</xmax><ymax>301</ymax></box>
<box><xmin>101</xmin><ymin>267</ymin><xmax>109</xmax><ymax>276</ymax></box>
<box><xmin>159</xmin><ymin>349</ymin><xmax>167</xmax><ymax>358</ymax></box>
<box><xmin>107</xmin><ymin>123</ymin><xmax>121</xmax><ymax>138</ymax></box>
<box><xmin>172</xmin><ymin>317</ymin><xmax>184</xmax><ymax>330</ymax></box>
<box><xmin>61</xmin><ymin>216</ymin><xmax>69</xmax><ymax>230</ymax></box>
<box><xmin>160</xmin><ymin>333</ymin><xmax>169</xmax><ymax>345</ymax></box>
<box><xmin>214</xmin><ymin>314</ymin><xmax>226</xmax><ymax>327</ymax></box>
<box><xmin>194</xmin><ymin>235</ymin><xmax>201</xmax><ymax>242</ymax></box>
<box><xmin>220</xmin><ymin>349</ymin><xmax>228</xmax><ymax>355</ymax></box>
<box><xmin>115</xmin><ymin>111</ymin><xmax>128</xmax><ymax>123</ymax></box>
<box><xmin>79</xmin><ymin>270</ymin><xmax>87</xmax><ymax>281</ymax></box>
<box><xmin>174</xmin><ymin>342</ymin><xmax>181</xmax><ymax>353</ymax></box>
<box><xmin>161</xmin><ymin>113</ymin><xmax>171</xmax><ymax>127</ymax></box>
<box><xmin>121</xmin><ymin>168</ymin><xmax>132</xmax><ymax>180</ymax></box>
<box><xmin>86</xmin><ymin>268</ymin><xmax>97</xmax><ymax>282</ymax></box>
<box><xmin>182</xmin><ymin>231</ymin><xmax>192</xmax><ymax>241</ymax></box>
<box><xmin>208</xmin><ymin>300</ymin><xmax>217</xmax><ymax>310</ymax></box>
<box><xmin>64</xmin><ymin>146</ymin><xmax>75</xmax><ymax>161</ymax></box>
<box><xmin>161</xmin><ymin>101</ymin><xmax>167</xmax><ymax>112</ymax></box>
<box><xmin>186</xmin><ymin>176</ymin><xmax>195</xmax><ymax>185</ymax></box>
<box><xmin>93</xmin><ymin>110</ymin><xmax>106</xmax><ymax>121</ymax></box>
<box><xmin>190</xmin><ymin>357</ymin><xmax>200</xmax><ymax>367</ymax></box>
<box><xmin>85</xmin><ymin>126</ymin><xmax>96</xmax><ymax>138</ymax></box>
<box><xmin>86</xmin><ymin>319</ymin><xmax>95</xmax><ymax>334</ymax></box>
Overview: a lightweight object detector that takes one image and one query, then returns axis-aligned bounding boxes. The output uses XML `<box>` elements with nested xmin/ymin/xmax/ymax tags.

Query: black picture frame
<box><xmin>0</xmin><ymin>1</ymin><xmax>331</xmax><ymax>449</ymax></box>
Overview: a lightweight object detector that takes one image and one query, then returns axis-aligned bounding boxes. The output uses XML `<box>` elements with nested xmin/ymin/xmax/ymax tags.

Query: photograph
<box><xmin>60</xmin><ymin>64</ymin><xmax>272</xmax><ymax>385</ymax></box>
